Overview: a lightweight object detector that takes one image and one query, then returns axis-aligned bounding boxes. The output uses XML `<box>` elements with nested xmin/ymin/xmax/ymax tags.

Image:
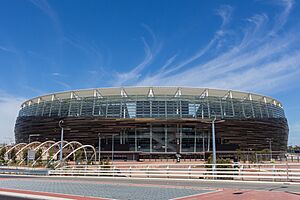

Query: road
<box><xmin>0</xmin><ymin>175</ymin><xmax>299</xmax><ymax>199</ymax></box>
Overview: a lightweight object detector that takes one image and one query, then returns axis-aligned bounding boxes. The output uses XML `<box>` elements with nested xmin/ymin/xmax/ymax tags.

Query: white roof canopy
<box><xmin>22</xmin><ymin>86</ymin><xmax>283</xmax><ymax>108</ymax></box>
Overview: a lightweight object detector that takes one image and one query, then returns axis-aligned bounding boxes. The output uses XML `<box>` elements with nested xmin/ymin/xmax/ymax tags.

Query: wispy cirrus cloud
<box><xmin>29</xmin><ymin>0</ymin><xmax>61</xmax><ymax>31</ymax></box>
<box><xmin>134</xmin><ymin>5</ymin><xmax>233</xmax><ymax>85</ymax></box>
<box><xmin>51</xmin><ymin>72</ymin><xmax>62</xmax><ymax>76</ymax></box>
<box><xmin>129</xmin><ymin>0</ymin><xmax>299</xmax><ymax>95</ymax></box>
<box><xmin>63</xmin><ymin>36</ymin><xmax>105</xmax><ymax>69</ymax></box>
<box><xmin>52</xmin><ymin>79</ymin><xmax>71</xmax><ymax>90</ymax></box>
<box><xmin>113</xmin><ymin>24</ymin><xmax>163</xmax><ymax>86</ymax></box>
<box><xmin>29</xmin><ymin>0</ymin><xmax>64</xmax><ymax>68</ymax></box>
<box><xmin>0</xmin><ymin>45</ymin><xmax>17</xmax><ymax>54</ymax></box>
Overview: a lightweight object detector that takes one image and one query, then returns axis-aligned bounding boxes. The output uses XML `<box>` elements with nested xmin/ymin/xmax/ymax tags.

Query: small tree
<box><xmin>236</xmin><ymin>149</ymin><xmax>245</xmax><ymax>162</ymax></box>
<box><xmin>10</xmin><ymin>148</ymin><xmax>16</xmax><ymax>164</ymax></box>
<box><xmin>22</xmin><ymin>149</ymin><xmax>28</xmax><ymax>165</ymax></box>
<box><xmin>47</xmin><ymin>148</ymin><xmax>54</xmax><ymax>162</ymax></box>
<box><xmin>74</xmin><ymin>149</ymin><xmax>83</xmax><ymax>164</ymax></box>
<box><xmin>206</xmin><ymin>155</ymin><xmax>231</xmax><ymax>168</ymax></box>
<box><xmin>0</xmin><ymin>148</ymin><xmax>6</xmax><ymax>164</ymax></box>
<box><xmin>34</xmin><ymin>148</ymin><xmax>43</xmax><ymax>166</ymax></box>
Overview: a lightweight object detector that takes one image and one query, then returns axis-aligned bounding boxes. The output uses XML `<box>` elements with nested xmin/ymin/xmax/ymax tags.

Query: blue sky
<box><xmin>0</xmin><ymin>0</ymin><xmax>299</xmax><ymax>144</ymax></box>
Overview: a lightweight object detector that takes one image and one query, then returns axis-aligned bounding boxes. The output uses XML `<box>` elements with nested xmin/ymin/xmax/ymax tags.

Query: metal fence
<box><xmin>49</xmin><ymin>163</ymin><xmax>300</xmax><ymax>182</ymax></box>
<box><xmin>287</xmin><ymin>154</ymin><xmax>300</xmax><ymax>162</ymax></box>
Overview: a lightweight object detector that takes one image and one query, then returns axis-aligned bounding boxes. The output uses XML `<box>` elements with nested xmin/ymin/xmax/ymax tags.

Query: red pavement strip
<box><xmin>0</xmin><ymin>188</ymin><xmax>112</xmax><ymax>200</ymax></box>
<box><xmin>174</xmin><ymin>189</ymin><xmax>300</xmax><ymax>200</ymax></box>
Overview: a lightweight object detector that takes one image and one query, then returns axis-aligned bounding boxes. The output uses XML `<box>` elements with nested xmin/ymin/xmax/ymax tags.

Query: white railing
<box><xmin>48</xmin><ymin>163</ymin><xmax>300</xmax><ymax>182</ymax></box>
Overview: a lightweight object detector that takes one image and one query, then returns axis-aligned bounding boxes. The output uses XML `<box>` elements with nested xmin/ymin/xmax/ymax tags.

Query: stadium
<box><xmin>14</xmin><ymin>87</ymin><xmax>288</xmax><ymax>160</ymax></box>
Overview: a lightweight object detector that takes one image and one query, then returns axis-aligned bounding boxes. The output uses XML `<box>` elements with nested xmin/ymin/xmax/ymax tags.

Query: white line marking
<box><xmin>171</xmin><ymin>189</ymin><xmax>222</xmax><ymax>200</ymax></box>
<box><xmin>0</xmin><ymin>191</ymin><xmax>71</xmax><ymax>200</ymax></box>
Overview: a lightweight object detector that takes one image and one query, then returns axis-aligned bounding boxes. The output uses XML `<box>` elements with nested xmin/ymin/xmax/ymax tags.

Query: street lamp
<box><xmin>204</xmin><ymin>112</ymin><xmax>225</xmax><ymax>171</ymax></box>
<box><xmin>267</xmin><ymin>138</ymin><xmax>272</xmax><ymax>160</ymax></box>
<box><xmin>112</xmin><ymin>134</ymin><xmax>115</xmax><ymax>164</ymax></box>
<box><xmin>109</xmin><ymin>133</ymin><xmax>119</xmax><ymax>164</ymax></box>
<box><xmin>212</xmin><ymin>116</ymin><xmax>217</xmax><ymax>170</ymax></box>
<box><xmin>58</xmin><ymin>120</ymin><xmax>64</xmax><ymax>164</ymax></box>
<box><xmin>98</xmin><ymin>133</ymin><xmax>101</xmax><ymax>164</ymax></box>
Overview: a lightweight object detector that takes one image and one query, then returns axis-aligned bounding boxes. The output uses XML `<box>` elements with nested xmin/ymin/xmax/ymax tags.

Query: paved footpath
<box><xmin>0</xmin><ymin>175</ymin><xmax>300</xmax><ymax>199</ymax></box>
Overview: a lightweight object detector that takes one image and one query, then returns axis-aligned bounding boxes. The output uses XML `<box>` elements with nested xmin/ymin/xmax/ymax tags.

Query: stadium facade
<box><xmin>15</xmin><ymin>87</ymin><xmax>288</xmax><ymax>160</ymax></box>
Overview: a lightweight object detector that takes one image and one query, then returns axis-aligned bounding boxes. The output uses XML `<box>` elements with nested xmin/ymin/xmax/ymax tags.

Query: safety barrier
<box><xmin>49</xmin><ymin>163</ymin><xmax>300</xmax><ymax>182</ymax></box>
<box><xmin>0</xmin><ymin>166</ymin><xmax>49</xmax><ymax>175</ymax></box>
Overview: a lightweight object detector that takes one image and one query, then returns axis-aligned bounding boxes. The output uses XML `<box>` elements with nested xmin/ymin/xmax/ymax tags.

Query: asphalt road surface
<box><xmin>0</xmin><ymin>175</ymin><xmax>299</xmax><ymax>199</ymax></box>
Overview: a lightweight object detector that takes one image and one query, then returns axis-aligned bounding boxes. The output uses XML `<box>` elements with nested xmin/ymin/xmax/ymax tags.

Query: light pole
<box><xmin>59</xmin><ymin>120</ymin><xmax>64</xmax><ymax>164</ymax></box>
<box><xmin>267</xmin><ymin>138</ymin><xmax>272</xmax><ymax>160</ymax></box>
<box><xmin>98</xmin><ymin>133</ymin><xmax>101</xmax><ymax>164</ymax></box>
<box><xmin>112</xmin><ymin>134</ymin><xmax>115</xmax><ymax>164</ymax></box>
<box><xmin>211</xmin><ymin>116</ymin><xmax>217</xmax><ymax>170</ymax></box>
<box><xmin>203</xmin><ymin>112</ymin><xmax>225</xmax><ymax>171</ymax></box>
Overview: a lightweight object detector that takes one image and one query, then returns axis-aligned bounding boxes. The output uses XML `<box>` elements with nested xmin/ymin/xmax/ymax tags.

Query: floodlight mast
<box><xmin>208</xmin><ymin>111</ymin><xmax>225</xmax><ymax>172</ymax></box>
<box><xmin>98</xmin><ymin>133</ymin><xmax>101</xmax><ymax>164</ymax></box>
<box><xmin>59</xmin><ymin>120</ymin><xmax>64</xmax><ymax>165</ymax></box>
<box><xmin>212</xmin><ymin>115</ymin><xmax>217</xmax><ymax>171</ymax></box>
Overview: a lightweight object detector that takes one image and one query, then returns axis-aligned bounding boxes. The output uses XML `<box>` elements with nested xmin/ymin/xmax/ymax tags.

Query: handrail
<box><xmin>49</xmin><ymin>163</ymin><xmax>300</xmax><ymax>182</ymax></box>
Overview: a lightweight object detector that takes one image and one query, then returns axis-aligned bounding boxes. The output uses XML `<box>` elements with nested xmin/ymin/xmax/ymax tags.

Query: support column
<box><xmin>207</xmin><ymin>132</ymin><xmax>210</xmax><ymax>152</ymax></box>
<box><xmin>220</xmin><ymin>99</ymin><xmax>223</xmax><ymax>118</ymax></box>
<box><xmin>179</xmin><ymin>100</ymin><xmax>182</xmax><ymax>118</ymax></box>
<box><xmin>242</xmin><ymin>101</ymin><xmax>246</xmax><ymax>118</ymax></box>
<box><xmin>120</xmin><ymin>131</ymin><xmax>122</xmax><ymax>144</ymax></box>
<box><xmin>105</xmin><ymin>101</ymin><xmax>108</xmax><ymax>118</ymax></box>
<box><xmin>79</xmin><ymin>99</ymin><xmax>83</xmax><ymax>116</ymax></box>
<box><xmin>194</xmin><ymin>128</ymin><xmax>197</xmax><ymax>153</ymax></box>
<box><xmin>150</xmin><ymin>101</ymin><xmax>152</xmax><ymax>118</ymax></box>
<box><xmin>135</xmin><ymin>128</ymin><xmax>137</xmax><ymax>152</ymax></box>
<box><xmin>165</xmin><ymin>125</ymin><xmax>167</xmax><ymax>153</ymax></box>
<box><xmin>231</xmin><ymin>99</ymin><xmax>235</xmax><ymax>117</ymax></box>
<box><xmin>150</xmin><ymin>124</ymin><xmax>152</xmax><ymax>153</ymax></box>
<box><xmin>176</xmin><ymin>124</ymin><xmax>180</xmax><ymax>154</ymax></box>
<box><xmin>92</xmin><ymin>96</ymin><xmax>96</xmax><ymax>115</ymax></box>
<box><xmin>202</xmin><ymin>132</ymin><xmax>205</xmax><ymax>153</ymax></box>
<box><xmin>207</xmin><ymin>100</ymin><xmax>211</xmax><ymax>118</ymax></box>
<box><xmin>58</xmin><ymin>101</ymin><xmax>62</xmax><ymax>116</ymax></box>
<box><xmin>68</xmin><ymin>100</ymin><xmax>72</xmax><ymax>116</ymax></box>
<box><xmin>123</xmin><ymin>130</ymin><xmax>126</xmax><ymax>144</ymax></box>
<box><xmin>41</xmin><ymin>101</ymin><xmax>45</xmax><ymax>116</ymax></box>
<box><xmin>165</xmin><ymin>101</ymin><xmax>167</xmax><ymax>118</ymax></box>
<box><xmin>259</xmin><ymin>103</ymin><xmax>263</xmax><ymax>118</ymax></box>
<box><xmin>180</xmin><ymin>125</ymin><xmax>182</xmax><ymax>153</ymax></box>
<box><xmin>49</xmin><ymin>101</ymin><xmax>53</xmax><ymax>117</ymax></box>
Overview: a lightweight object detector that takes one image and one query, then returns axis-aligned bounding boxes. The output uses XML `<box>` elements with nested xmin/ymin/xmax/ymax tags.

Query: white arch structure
<box><xmin>18</xmin><ymin>141</ymin><xmax>55</xmax><ymax>166</ymax></box>
<box><xmin>31</xmin><ymin>140</ymin><xmax>68</xmax><ymax>166</ymax></box>
<box><xmin>7</xmin><ymin>142</ymin><xmax>41</xmax><ymax>164</ymax></box>
<box><xmin>47</xmin><ymin>141</ymin><xmax>84</xmax><ymax>165</ymax></box>
<box><xmin>33</xmin><ymin>140</ymin><xmax>56</xmax><ymax>151</ymax></box>
<box><xmin>55</xmin><ymin>145</ymin><xmax>96</xmax><ymax>168</ymax></box>
<box><xmin>0</xmin><ymin>144</ymin><xmax>12</xmax><ymax>152</ymax></box>
<box><xmin>5</xmin><ymin>143</ymin><xmax>27</xmax><ymax>158</ymax></box>
<box><xmin>15</xmin><ymin>141</ymin><xmax>41</xmax><ymax>158</ymax></box>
